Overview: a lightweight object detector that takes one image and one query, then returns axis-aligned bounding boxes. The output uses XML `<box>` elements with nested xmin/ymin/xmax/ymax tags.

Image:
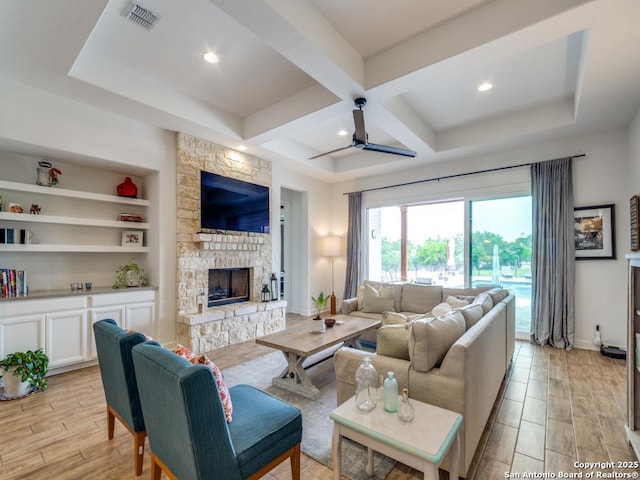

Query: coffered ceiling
<box><xmin>1</xmin><ymin>0</ymin><xmax>639</xmax><ymax>181</ymax></box>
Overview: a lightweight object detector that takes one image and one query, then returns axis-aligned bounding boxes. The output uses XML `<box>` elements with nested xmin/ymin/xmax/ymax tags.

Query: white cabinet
<box><xmin>46</xmin><ymin>309</ymin><xmax>87</xmax><ymax>368</ymax></box>
<box><xmin>88</xmin><ymin>290</ymin><xmax>156</xmax><ymax>359</ymax></box>
<box><xmin>0</xmin><ymin>314</ymin><xmax>45</xmax><ymax>358</ymax></box>
<box><xmin>0</xmin><ymin>289</ymin><xmax>156</xmax><ymax>371</ymax></box>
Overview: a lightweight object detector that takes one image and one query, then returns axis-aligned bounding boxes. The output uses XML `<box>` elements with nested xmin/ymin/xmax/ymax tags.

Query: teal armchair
<box><xmin>93</xmin><ymin>318</ymin><xmax>153</xmax><ymax>475</ymax></box>
<box><xmin>131</xmin><ymin>342</ymin><xmax>302</xmax><ymax>480</ymax></box>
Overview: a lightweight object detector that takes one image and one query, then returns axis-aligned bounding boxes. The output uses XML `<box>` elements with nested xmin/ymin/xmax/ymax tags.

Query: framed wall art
<box><xmin>574</xmin><ymin>204</ymin><xmax>615</xmax><ymax>260</ymax></box>
<box><xmin>122</xmin><ymin>230</ymin><xmax>143</xmax><ymax>247</ymax></box>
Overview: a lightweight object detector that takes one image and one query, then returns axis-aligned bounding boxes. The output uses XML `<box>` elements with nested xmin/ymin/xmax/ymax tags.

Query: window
<box><xmin>469</xmin><ymin>196</ymin><xmax>532</xmax><ymax>333</ymax></box>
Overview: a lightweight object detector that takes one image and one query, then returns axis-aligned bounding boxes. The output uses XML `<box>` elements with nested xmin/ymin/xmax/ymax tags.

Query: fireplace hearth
<box><xmin>208</xmin><ymin>268</ymin><xmax>250</xmax><ymax>307</ymax></box>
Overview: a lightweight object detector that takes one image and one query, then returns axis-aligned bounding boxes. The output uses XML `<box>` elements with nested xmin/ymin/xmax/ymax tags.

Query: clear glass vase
<box><xmin>355</xmin><ymin>356</ymin><xmax>378</xmax><ymax>412</ymax></box>
<box><xmin>397</xmin><ymin>388</ymin><xmax>415</xmax><ymax>423</ymax></box>
<box><xmin>383</xmin><ymin>371</ymin><xmax>398</xmax><ymax>413</ymax></box>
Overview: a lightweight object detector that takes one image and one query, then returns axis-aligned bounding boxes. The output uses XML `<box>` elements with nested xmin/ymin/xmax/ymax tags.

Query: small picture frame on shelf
<box><xmin>122</xmin><ymin>230</ymin><xmax>143</xmax><ymax>247</ymax></box>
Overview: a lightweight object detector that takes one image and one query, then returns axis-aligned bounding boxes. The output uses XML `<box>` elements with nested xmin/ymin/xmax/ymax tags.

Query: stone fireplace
<box><xmin>208</xmin><ymin>267</ymin><xmax>250</xmax><ymax>307</ymax></box>
<box><xmin>174</xmin><ymin>133</ymin><xmax>286</xmax><ymax>354</ymax></box>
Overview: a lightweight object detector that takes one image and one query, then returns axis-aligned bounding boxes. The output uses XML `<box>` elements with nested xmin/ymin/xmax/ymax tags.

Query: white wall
<box><xmin>332</xmin><ymin>129</ymin><xmax>630</xmax><ymax>350</ymax></box>
<box><xmin>629</xmin><ymin>107</ymin><xmax>640</xmax><ymax>195</ymax></box>
<box><xmin>0</xmin><ymin>80</ymin><xmax>177</xmax><ymax>345</ymax></box>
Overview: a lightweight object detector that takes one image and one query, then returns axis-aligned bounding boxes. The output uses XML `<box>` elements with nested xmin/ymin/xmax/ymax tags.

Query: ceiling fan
<box><xmin>309</xmin><ymin>97</ymin><xmax>417</xmax><ymax>160</ymax></box>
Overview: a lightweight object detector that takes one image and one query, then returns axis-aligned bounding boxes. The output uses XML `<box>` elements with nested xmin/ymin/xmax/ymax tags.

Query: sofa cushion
<box><xmin>400</xmin><ymin>284</ymin><xmax>443</xmax><ymax>313</ymax></box>
<box><xmin>376</xmin><ymin>324</ymin><xmax>411</xmax><ymax>360</ymax></box>
<box><xmin>432</xmin><ymin>302</ymin><xmax>453</xmax><ymax>317</ymax></box>
<box><xmin>362</xmin><ymin>280</ymin><xmax>402</xmax><ymax>311</ymax></box>
<box><xmin>409</xmin><ymin>310</ymin><xmax>466</xmax><ymax>372</ymax></box>
<box><xmin>473</xmin><ymin>292</ymin><xmax>494</xmax><ymax>315</ymax></box>
<box><xmin>459</xmin><ymin>304</ymin><xmax>484</xmax><ymax>330</ymax></box>
<box><xmin>487</xmin><ymin>287</ymin><xmax>509</xmax><ymax>304</ymax></box>
<box><xmin>382</xmin><ymin>311</ymin><xmax>410</xmax><ymax>325</ymax></box>
<box><xmin>362</xmin><ymin>283</ymin><xmax>395</xmax><ymax>313</ymax></box>
<box><xmin>445</xmin><ymin>296</ymin><xmax>470</xmax><ymax>309</ymax></box>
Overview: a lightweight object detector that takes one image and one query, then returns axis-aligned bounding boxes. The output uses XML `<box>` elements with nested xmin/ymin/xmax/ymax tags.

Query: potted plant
<box><xmin>113</xmin><ymin>259</ymin><xmax>149</xmax><ymax>289</ymax></box>
<box><xmin>311</xmin><ymin>291</ymin><xmax>330</xmax><ymax>320</ymax></box>
<box><xmin>0</xmin><ymin>349</ymin><xmax>49</xmax><ymax>398</ymax></box>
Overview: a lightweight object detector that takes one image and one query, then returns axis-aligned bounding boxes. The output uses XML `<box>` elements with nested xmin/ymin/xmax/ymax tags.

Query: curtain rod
<box><xmin>343</xmin><ymin>154</ymin><xmax>586</xmax><ymax>195</ymax></box>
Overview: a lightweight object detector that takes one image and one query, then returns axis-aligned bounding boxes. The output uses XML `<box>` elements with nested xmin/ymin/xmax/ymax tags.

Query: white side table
<box><xmin>330</xmin><ymin>396</ymin><xmax>463</xmax><ymax>480</ymax></box>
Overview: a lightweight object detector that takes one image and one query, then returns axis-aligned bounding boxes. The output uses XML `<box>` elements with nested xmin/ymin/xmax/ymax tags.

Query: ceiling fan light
<box><xmin>478</xmin><ymin>82</ymin><xmax>493</xmax><ymax>92</ymax></box>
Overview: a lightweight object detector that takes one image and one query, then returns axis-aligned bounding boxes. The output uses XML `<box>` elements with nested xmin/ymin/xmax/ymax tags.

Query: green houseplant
<box><xmin>0</xmin><ymin>349</ymin><xmax>49</xmax><ymax>397</ymax></box>
<box><xmin>311</xmin><ymin>291</ymin><xmax>330</xmax><ymax>320</ymax></box>
<box><xmin>113</xmin><ymin>259</ymin><xmax>149</xmax><ymax>289</ymax></box>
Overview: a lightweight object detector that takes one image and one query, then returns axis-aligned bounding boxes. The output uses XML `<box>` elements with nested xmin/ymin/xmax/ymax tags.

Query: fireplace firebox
<box><xmin>208</xmin><ymin>268</ymin><xmax>250</xmax><ymax>307</ymax></box>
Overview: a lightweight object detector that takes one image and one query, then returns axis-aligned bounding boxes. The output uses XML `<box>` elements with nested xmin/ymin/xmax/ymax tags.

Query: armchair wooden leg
<box><xmin>290</xmin><ymin>443</ymin><xmax>301</xmax><ymax>480</ymax></box>
<box><xmin>151</xmin><ymin>455</ymin><xmax>163</xmax><ymax>480</ymax></box>
<box><xmin>107</xmin><ymin>406</ymin><xmax>115</xmax><ymax>440</ymax></box>
<box><xmin>134</xmin><ymin>431</ymin><xmax>146</xmax><ymax>476</ymax></box>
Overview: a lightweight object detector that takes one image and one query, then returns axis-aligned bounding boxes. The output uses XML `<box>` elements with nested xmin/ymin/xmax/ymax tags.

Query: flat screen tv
<box><xmin>200</xmin><ymin>171</ymin><xmax>270</xmax><ymax>233</ymax></box>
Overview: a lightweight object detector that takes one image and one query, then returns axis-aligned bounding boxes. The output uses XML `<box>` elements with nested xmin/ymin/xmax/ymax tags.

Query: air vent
<box><xmin>123</xmin><ymin>3</ymin><xmax>160</xmax><ymax>30</ymax></box>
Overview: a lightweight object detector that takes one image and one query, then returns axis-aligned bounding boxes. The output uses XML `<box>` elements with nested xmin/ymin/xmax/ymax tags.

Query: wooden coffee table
<box><xmin>255</xmin><ymin>314</ymin><xmax>380</xmax><ymax>399</ymax></box>
<box><xmin>330</xmin><ymin>396</ymin><xmax>462</xmax><ymax>480</ymax></box>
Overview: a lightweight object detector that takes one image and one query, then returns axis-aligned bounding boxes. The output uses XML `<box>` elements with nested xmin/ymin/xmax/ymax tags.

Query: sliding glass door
<box><xmin>469</xmin><ymin>196</ymin><xmax>532</xmax><ymax>334</ymax></box>
<box><xmin>366</xmin><ymin>201</ymin><xmax>464</xmax><ymax>286</ymax></box>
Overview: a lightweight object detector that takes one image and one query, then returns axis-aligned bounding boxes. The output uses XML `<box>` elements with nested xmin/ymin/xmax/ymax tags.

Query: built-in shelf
<box><xmin>0</xmin><ymin>212</ymin><xmax>149</xmax><ymax>229</ymax></box>
<box><xmin>0</xmin><ymin>244</ymin><xmax>149</xmax><ymax>253</ymax></box>
<box><xmin>0</xmin><ymin>180</ymin><xmax>150</xmax><ymax>206</ymax></box>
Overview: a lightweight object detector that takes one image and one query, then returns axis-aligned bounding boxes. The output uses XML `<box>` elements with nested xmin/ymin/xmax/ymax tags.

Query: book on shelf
<box><xmin>0</xmin><ymin>269</ymin><xmax>27</xmax><ymax>298</ymax></box>
<box><xmin>0</xmin><ymin>229</ymin><xmax>32</xmax><ymax>244</ymax></box>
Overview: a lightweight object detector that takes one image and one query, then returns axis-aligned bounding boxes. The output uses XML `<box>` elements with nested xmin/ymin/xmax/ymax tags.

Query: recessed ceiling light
<box><xmin>202</xmin><ymin>51</ymin><xmax>220</xmax><ymax>64</ymax></box>
<box><xmin>338</xmin><ymin>129</ymin><xmax>348</xmax><ymax>136</ymax></box>
<box><xmin>478</xmin><ymin>82</ymin><xmax>493</xmax><ymax>92</ymax></box>
<box><xmin>237</xmin><ymin>145</ymin><xmax>247</xmax><ymax>151</ymax></box>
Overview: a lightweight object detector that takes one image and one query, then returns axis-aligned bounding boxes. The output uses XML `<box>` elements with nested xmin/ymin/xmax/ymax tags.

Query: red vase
<box><xmin>117</xmin><ymin>177</ymin><xmax>138</xmax><ymax>198</ymax></box>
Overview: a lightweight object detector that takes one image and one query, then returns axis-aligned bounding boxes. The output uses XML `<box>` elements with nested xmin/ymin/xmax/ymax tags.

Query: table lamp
<box><xmin>322</xmin><ymin>235</ymin><xmax>341</xmax><ymax>315</ymax></box>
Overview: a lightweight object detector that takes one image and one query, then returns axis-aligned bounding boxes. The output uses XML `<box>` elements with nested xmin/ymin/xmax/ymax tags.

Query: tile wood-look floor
<box><xmin>0</xmin><ymin>316</ymin><xmax>636</xmax><ymax>479</ymax></box>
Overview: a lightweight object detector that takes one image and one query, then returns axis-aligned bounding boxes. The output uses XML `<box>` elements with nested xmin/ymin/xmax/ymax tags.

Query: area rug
<box><xmin>222</xmin><ymin>351</ymin><xmax>396</xmax><ymax>480</ymax></box>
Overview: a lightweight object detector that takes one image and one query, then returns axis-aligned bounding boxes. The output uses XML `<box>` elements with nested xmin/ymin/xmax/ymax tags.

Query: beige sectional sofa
<box><xmin>335</xmin><ymin>281</ymin><xmax>515</xmax><ymax>478</ymax></box>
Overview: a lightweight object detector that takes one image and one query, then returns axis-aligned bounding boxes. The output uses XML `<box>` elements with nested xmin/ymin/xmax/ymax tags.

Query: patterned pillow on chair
<box><xmin>172</xmin><ymin>345</ymin><xmax>233</xmax><ymax>423</ymax></box>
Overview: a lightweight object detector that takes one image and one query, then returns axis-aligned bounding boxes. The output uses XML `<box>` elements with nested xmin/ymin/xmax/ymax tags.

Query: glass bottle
<box><xmin>397</xmin><ymin>388</ymin><xmax>415</xmax><ymax>423</ymax></box>
<box><xmin>355</xmin><ymin>356</ymin><xmax>378</xmax><ymax>412</ymax></box>
<box><xmin>383</xmin><ymin>371</ymin><xmax>398</xmax><ymax>413</ymax></box>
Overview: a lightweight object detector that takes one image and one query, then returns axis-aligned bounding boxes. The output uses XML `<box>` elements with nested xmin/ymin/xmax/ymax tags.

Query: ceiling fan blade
<box><xmin>362</xmin><ymin>143</ymin><xmax>417</xmax><ymax>157</ymax></box>
<box><xmin>352</xmin><ymin>109</ymin><xmax>367</xmax><ymax>145</ymax></box>
<box><xmin>308</xmin><ymin>144</ymin><xmax>354</xmax><ymax>159</ymax></box>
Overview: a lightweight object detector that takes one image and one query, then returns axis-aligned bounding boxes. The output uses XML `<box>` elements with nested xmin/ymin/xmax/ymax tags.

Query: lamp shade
<box><xmin>322</xmin><ymin>236</ymin><xmax>341</xmax><ymax>257</ymax></box>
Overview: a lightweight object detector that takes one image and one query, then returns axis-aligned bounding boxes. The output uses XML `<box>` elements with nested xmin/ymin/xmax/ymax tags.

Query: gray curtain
<box><xmin>343</xmin><ymin>192</ymin><xmax>362</xmax><ymax>300</ymax></box>
<box><xmin>530</xmin><ymin>157</ymin><xmax>575</xmax><ymax>349</ymax></box>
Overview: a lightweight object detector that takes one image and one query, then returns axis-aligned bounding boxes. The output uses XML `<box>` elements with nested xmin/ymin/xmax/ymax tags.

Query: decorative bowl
<box><xmin>324</xmin><ymin>318</ymin><xmax>336</xmax><ymax>328</ymax></box>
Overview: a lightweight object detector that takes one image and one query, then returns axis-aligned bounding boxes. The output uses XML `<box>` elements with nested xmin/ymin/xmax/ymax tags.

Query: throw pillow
<box><xmin>357</xmin><ymin>284</ymin><xmax>365</xmax><ymax>310</ymax></box>
<box><xmin>126</xmin><ymin>329</ymin><xmax>153</xmax><ymax>341</ymax></box>
<box><xmin>376</xmin><ymin>324</ymin><xmax>410</xmax><ymax>360</ymax></box>
<box><xmin>487</xmin><ymin>287</ymin><xmax>509</xmax><ymax>304</ymax></box>
<box><xmin>172</xmin><ymin>344</ymin><xmax>197</xmax><ymax>362</ymax></box>
<box><xmin>196</xmin><ymin>354</ymin><xmax>233</xmax><ymax>423</ymax></box>
<box><xmin>473</xmin><ymin>292</ymin><xmax>494</xmax><ymax>314</ymax></box>
<box><xmin>362</xmin><ymin>283</ymin><xmax>395</xmax><ymax>313</ymax></box>
<box><xmin>459</xmin><ymin>304</ymin><xmax>484</xmax><ymax>330</ymax></box>
<box><xmin>431</xmin><ymin>302</ymin><xmax>453</xmax><ymax>317</ymax></box>
<box><xmin>382</xmin><ymin>311</ymin><xmax>409</xmax><ymax>325</ymax></box>
<box><xmin>408</xmin><ymin>310</ymin><xmax>466</xmax><ymax>372</ymax></box>
<box><xmin>172</xmin><ymin>345</ymin><xmax>233</xmax><ymax>423</ymax></box>
<box><xmin>445</xmin><ymin>296</ymin><xmax>470</xmax><ymax>309</ymax></box>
